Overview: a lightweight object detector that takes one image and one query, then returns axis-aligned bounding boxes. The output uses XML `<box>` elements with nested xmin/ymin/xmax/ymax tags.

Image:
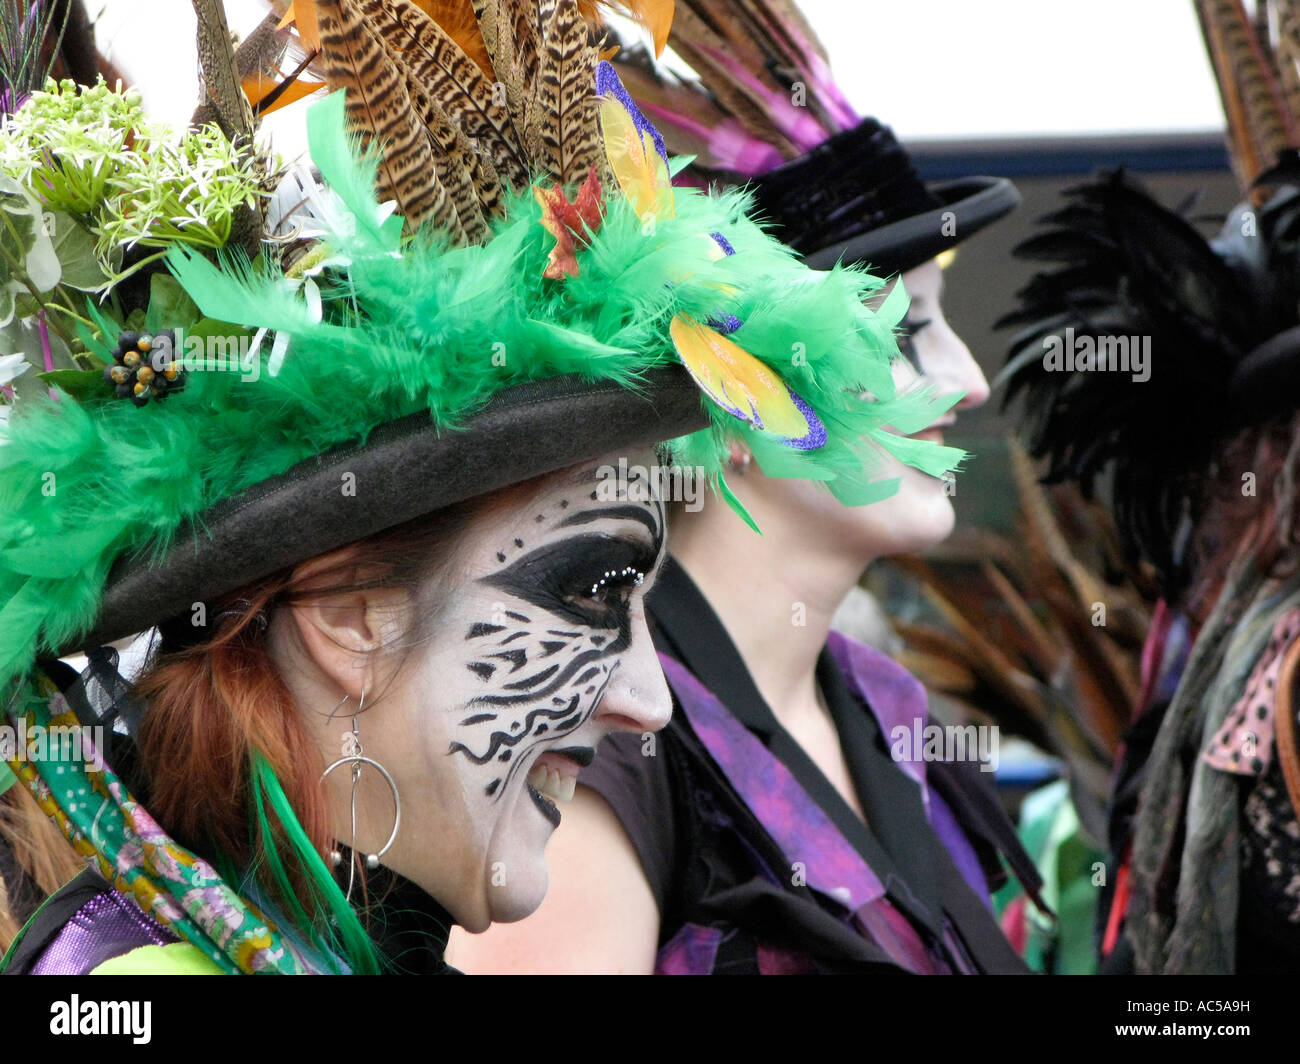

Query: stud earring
<box><xmin>728</xmin><ymin>442</ymin><xmax>751</xmax><ymax>474</ymax></box>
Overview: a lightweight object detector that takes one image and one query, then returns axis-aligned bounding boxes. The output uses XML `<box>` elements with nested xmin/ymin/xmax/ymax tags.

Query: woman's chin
<box><xmin>847</xmin><ymin>470</ymin><xmax>956</xmax><ymax>557</ymax></box>
<box><xmin>475</xmin><ymin>797</ymin><xmax>557</xmax><ymax>925</ymax></box>
<box><xmin>483</xmin><ymin>861</ymin><xmax>549</xmax><ymax>926</ymax></box>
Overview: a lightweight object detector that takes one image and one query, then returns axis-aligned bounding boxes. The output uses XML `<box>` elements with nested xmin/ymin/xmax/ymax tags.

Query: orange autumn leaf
<box><xmin>534</xmin><ymin>166</ymin><xmax>606</xmax><ymax>279</ymax></box>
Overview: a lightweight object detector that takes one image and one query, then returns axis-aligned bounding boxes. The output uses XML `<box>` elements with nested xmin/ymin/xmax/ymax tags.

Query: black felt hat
<box><xmin>74</xmin><ymin>369</ymin><xmax>709</xmax><ymax>652</ymax></box>
<box><xmin>751</xmin><ymin>119</ymin><xmax>1020</xmax><ymax>276</ymax></box>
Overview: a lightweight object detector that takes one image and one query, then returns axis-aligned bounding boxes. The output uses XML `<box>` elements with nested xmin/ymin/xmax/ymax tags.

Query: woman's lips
<box><xmin>526</xmin><ymin>783</ymin><xmax>562</xmax><ymax>827</ymax></box>
<box><xmin>911</xmin><ymin>427</ymin><xmax>945</xmax><ymax>444</ymax></box>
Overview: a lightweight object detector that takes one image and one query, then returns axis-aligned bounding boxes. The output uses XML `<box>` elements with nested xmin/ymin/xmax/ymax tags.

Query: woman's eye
<box><xmin>898</xmin><ymin>317</ymin><xmax>931</xmax><ymax>370</ymax></box>
<box><xmin>565</xmin><ymin>567</ymin><xmax>645</xmax><ymax>611</ymax></box>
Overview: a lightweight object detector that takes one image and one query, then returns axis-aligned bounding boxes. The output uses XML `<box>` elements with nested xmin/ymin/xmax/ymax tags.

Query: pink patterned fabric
<box><xmin>1204</xmin><ymin>606</ymin><xmax>1300</xmax><ymax>776</ymax></box>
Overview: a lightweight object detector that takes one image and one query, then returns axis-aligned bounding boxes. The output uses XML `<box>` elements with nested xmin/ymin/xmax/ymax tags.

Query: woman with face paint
<box><xmin>448</xmin><ymin>5</ymin><xmax>1043</xmax><ymax>975</ymax></box>
<box><xmin>0</xmin><ymin>1</ymin><xmax>958</xmax><ymax>975</ymax></box>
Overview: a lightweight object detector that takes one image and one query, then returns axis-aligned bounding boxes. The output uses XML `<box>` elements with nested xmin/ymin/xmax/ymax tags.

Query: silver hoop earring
<box><xmin>320</xmin><ymin>689</ymin><xmax>402</xmax><ymax>899</ymax></box>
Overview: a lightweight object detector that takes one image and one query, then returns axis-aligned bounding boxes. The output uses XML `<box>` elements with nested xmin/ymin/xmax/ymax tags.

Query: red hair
<box><xmin>1184</xmin><ymin>409</ymin><xmax>1300</xmax><ymax>621</ymax></box>
<box><xmin>0</xmin><ymin>783</ymin><xmax>83</xmax><ymax>951</ymax></box>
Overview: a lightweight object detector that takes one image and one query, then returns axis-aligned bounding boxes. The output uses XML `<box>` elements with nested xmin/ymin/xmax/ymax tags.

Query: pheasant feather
<box><xmin>361</xmin><ymin>0</ymin><xmax>530</xmax><ymax>189</ymax></box>
<box><xmin>535</xmin><ymin>0</ymin><xmax>602</xmax><ymax>184</ymax></box>
<box><xmin>410</xmin><ymin>0</ymin><xmax>497</xmax><ymax>76</ymax></box>
<box><xmin>404</xmin><ymin>71</ymin><xmax>491</xmax><ymax>239</ymax></box>
<box><xmin>315</xmin><ymin>0</ymin><xmax>461</xmax><ymax>235</ymax></box>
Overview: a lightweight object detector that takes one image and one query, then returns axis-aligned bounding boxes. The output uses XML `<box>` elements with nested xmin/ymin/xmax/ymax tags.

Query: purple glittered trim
<box><xmin>30</xmin><ymin>891</ymin><xmax>176</xmax><ymax>975</ymax></box>
<box><xmin>706</xmin><ymin>313</ymin><xmax>744</xmax><ymax>335</ymax></box>
<box><xmin>780</xmin><ymin>388</ymin><xmax>827</xmax><ymax>450</ymax></box>
<box><xmin>595</xmin><ymin>61</ymin><xmax>669</xmax><ymax>163</ymax></box>
<box><xmin>710</xmin><ymin>232</ymin><xmax>736</xmax><ymax>256</ymax></box>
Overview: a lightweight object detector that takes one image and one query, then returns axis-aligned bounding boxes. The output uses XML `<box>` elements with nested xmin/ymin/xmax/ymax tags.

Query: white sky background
<box><xmin>88</xmin><ymin>0</ymin><xmax>1227</xmax><ymax>144</ymax></box>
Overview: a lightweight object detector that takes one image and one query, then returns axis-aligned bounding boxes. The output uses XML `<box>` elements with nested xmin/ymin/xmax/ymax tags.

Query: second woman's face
<box><xmin>356</xmin><ymin>451</ymin><xmax>672</xmax><ymax>931</ymax></box>
<box><xmin>766</xmin><ymin>257</ymin><xmax>990</xmax><ymax>558</ymax></box>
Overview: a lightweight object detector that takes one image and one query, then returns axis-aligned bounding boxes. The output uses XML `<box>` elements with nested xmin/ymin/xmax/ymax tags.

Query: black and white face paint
<box><xmin>368</xmin><ymin>454</ymin><xmax>671</xmax><ymax>929</ymax></box>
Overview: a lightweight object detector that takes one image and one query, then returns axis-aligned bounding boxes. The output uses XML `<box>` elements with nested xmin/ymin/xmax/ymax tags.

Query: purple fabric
<box><xmin>659</xmin><ymin>653</ymin><xmax>947</xmax><ymax>974</ymax></box>
<box><xmin>30</xmin><ymin>890</ymin><xmax>174</xmax><ymax>975</ymax></box>
<box><xmin>826</xmin><ymin>631</ymin><xmax>929</xmax><ymax>787</ymax></box>
<box><xmin>828</xmin><ymin>630</ymin><xmax>990</xmax><ymax>903</ymax></box>
<box><xmin>756</xmin><ymin>942</ymin><xmax>815</xmax><ymax>974</ymax></box>
<box><xmin>928</xmin><ymin>786</ymin><xmax>992</xmax><ymax>910</ymax></box>
<box><xmin>655</xmin><ymin>922</ymin><xmax>722</xmax><ymax>975</ymax></box>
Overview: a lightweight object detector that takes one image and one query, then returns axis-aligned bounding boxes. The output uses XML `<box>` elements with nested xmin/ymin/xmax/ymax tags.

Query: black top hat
<box><xmin>751</xmin><ymin>119</ymin><xmax>1020</xmax><ymax>276</ymax></box>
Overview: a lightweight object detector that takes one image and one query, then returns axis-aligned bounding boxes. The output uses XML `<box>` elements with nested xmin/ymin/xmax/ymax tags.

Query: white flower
<box><xmin>0</xmin><ymin>353</ymin><xmax>31</xmax><ymax>387</ymax></box>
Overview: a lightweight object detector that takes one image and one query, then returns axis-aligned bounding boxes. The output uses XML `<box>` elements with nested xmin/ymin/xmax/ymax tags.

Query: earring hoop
<box><xmin>319</xmin><ymin>688</ymin><xmax>402</xmax><ymax>899</ymax></box>
<box><xmin>320</xmin><ymin>754</ymin><xmax>402</xmax><ymax>871</ymax></box>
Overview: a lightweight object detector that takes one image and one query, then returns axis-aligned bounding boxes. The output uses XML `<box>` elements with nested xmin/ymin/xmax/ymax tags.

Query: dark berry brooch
<box><xmin>104</xmin><ymin>330</ymin><xmax>184</xmax><ymax>406</ymax></box>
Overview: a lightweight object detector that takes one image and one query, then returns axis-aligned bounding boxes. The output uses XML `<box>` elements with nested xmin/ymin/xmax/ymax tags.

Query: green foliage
<box><xmin>36</xmin><ymin>367</ymin><xmax>103</xmax><ymax>402</ymax></box>
<box><xmin>144</xmin><ymin>274</ymin><xmax>200</xmax><ymax>334</ymax></box>
<box><xmin>1</xmin><ymin>78</ymin><xmax>143</xmax><ymax>213</ymax></box>
<box><xmin>0</xmin><ymin>78</ymin><xmax>263</xmax><ymax>279</ymax></box>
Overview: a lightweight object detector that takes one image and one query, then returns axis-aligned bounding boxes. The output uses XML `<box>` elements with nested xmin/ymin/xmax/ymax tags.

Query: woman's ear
<box><xmin>282</xmin><ymin>553</ymin><xmax>411</xmax><ymax>701</ymax></box>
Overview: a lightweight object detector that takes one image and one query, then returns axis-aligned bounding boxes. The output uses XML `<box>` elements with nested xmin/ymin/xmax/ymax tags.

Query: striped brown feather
<box><xmin>359</xmin><ymin>0</ymin><xmax>530</xmax><ymax>189</ymax></box>
<box><xmin>316</xmin><ymin>0</ymin><xmax>463</xmax><ymax>236</ymax></box>
<box><xmin>441</xmin><ymin>102</ymin><xmax>505</xmax><ymax>224</ymax></box>
<box><xmin>490</xmin><ymin>0</ymin><xmax>545</xmax><ymax>166</ymax></box>
<box><xmin>671</xmin><ymin>34</ymin><xmax>798</xmax><ymax>156</ymax></box>
<box><xmin>410</xmin><ymin>0</ymin><xmax>497</xmax><ymax>77</ymax></box>
<box><xmin>676</xmin><ymin>1</ymin><xmax>770</xmax><ymax>85</ymax></box>
<box><xmin>1220</xmin><ymin>0</ymin><xmax>1295</xmax><ymax>157</ymax></box>
<box><xmin>535</xmin><ymin>0</ymin><xmax>601</xmax><ymax>184</ymax></box>
<box><xmin>1278</xmin><ymin>0</ymin><xmax>1300</xmax><ymax>128</ymax></box>
<box><xmin>404</xmin><ymin>72</ymin><xmax>495</xmax><ymax>240</ymax></box>
<box><xmin>1198</xmin><ymin>0</ymin><xmax>1299</xmax><ymax>184</ymax></box>
<box><xmin>469</xmin><ymin>0</ymin><xmax>502</xmax><ymax>63</ymax></box>
<box><xmin>750</xmin><ymin>0</ymin><xmax>828</xmax><ymax>63</ymax></box>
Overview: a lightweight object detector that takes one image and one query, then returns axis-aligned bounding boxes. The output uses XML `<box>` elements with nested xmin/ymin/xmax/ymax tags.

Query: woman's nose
<box><xmin>595</xmin><ymin>614</ymin><xmax>672</xmax><ymax>734</ymax></box>
<box><xmin>923</xmin><ymin>326</ymin><xmax>990</xmax><ymax>411</ymax></box>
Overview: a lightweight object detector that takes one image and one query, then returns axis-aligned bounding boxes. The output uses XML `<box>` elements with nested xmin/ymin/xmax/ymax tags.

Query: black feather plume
<box><xmin>996</xmin><ymin>169</ymin><xmax>1300</xmax><ymax>594</ymax></box>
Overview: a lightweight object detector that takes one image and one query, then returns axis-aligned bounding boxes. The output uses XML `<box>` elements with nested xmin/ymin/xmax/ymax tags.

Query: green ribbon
<box><xmin>0</xmin><ymin>760</ymin><xmax>15</xmax><ymax>796</ymax></box>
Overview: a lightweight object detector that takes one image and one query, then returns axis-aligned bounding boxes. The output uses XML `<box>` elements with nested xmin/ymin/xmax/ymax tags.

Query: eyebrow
<box><xmin>557</xmin><ymin>504</ymin><xmax>662</xmax><ymax>542</ymax></box>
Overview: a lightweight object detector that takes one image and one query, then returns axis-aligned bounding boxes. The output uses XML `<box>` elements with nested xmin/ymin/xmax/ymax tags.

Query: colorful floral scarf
<box><xmin>4</xmin><ymin>673</ymin><xmax>322</xmax><ymax>974</ymax></box>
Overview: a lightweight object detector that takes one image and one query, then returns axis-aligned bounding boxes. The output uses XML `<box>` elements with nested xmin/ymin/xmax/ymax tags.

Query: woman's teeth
<box><xmin>526</xmin><ymin>762</ymin><xmax>577</xmax><ymax>804</ymax></box>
